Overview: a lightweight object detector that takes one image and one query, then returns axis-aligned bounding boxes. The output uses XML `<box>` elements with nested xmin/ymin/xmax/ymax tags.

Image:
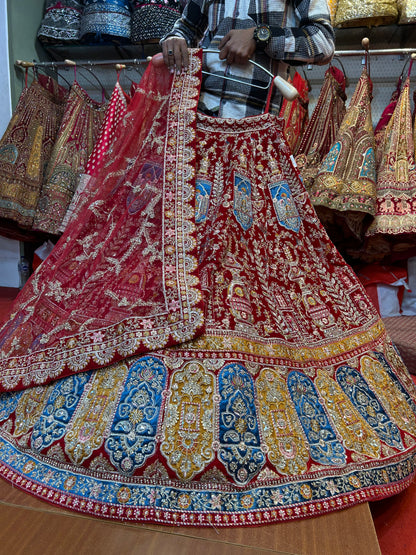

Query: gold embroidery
<box><xmin>315</xmin><ymin>369</ymin><xmax>381</xmax><ymax>458</ymax></box>
<box><xmin>65</xmin><ymin>362</ymin><xmax>128</xmax><ymax>464</ymax></box>
<box><xmin>257</xmin><ymin>368</ymin><xmax>309</xmax><ymax>475</ymax></box>
<box><xmin>161</xmin><ymin>361</ymin><xmax>215</xmax><ymax>479</ymax></box>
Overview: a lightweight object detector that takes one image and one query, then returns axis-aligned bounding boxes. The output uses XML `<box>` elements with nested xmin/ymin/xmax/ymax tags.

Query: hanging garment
<box><xmin>334</xmin><ymin>0</ymin><xmax>398</xmax><ymax>27</ymax></box>
<box><xmin>327</xmin><ymin>0</ymin><xmax>338</xmax><ymax>24</ymax></box>
<box><xmin>366</xmin><ymin>76</ymin><xmax>416</xmax><ymax>248</ymax></box>
<box><xmin>37</xmin><ymin>0</ymin><xmax>85</xmax><ymax>44</ymax></box>
<box><xmin>80</xmin><ymin>0</ymin><xmax>131</xmax><ymax>43</ymax></box>
<box><xmin>0</xmin><ymin>74</ymin><xmax>68</xmax><ymax>229</ymax></box>
<box><xmin>278</xmin><ymin>71</ymin><xmax>309</xmax><ymax>154</ymax></box>
<box><xmin>309</xmin><ymin>66</ymin><xmax>377</xmax><ymax>246</ymax></box>
<box><xmin>32</xmin><ymin>80</ymin><xmax>106</xmax><ymax>235</ymax></box>
<box><xmin>295</xmin><ymin>65</ymin><xmax>347</xmax><ymax>191</ymax></box>
<box><xmin>374</xmin><ymin>77</ymin><xmax>402</xmax><ymax>171</ymax></box>
<box><xmin>0</xmin><ymin>50</ymin><xmax>415</xmax><ymax>528</ymax></box>
<box><xmin>130</xmin><ymin>0</ymin><xmax>183</xmax><ymax>43</ymax></box>
<box><xmin>398</xmin><ymin>0</ymin><xmax>416</xmax><ymax>22</ymax></box>
<box><xmin>58</xmin><ymin>80</ymin><xmax>130</xmax><ymax>233</ymax></box>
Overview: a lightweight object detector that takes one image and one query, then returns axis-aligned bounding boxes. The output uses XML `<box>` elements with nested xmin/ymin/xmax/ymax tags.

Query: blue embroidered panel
<box><xmin>233</xmin><ymin>174</ymin><xmax>253</xmax><ymax>231</ymax></box>
<box><xmin>195</xmin><ymin>179</ymin><xmax>212</xmax><ymax>223</ymax></box>
<box><xmin>0</xmin><ymin>390</ymin><xmax>23</xmax><ymax>422</ymax></box>
<box><xmin>319</xmin><ymin>142</ymin><xmax>341</xmax><ymax>173</ymax></box>
<box><xmin>0</xmin><ymin>145</ymin><xmax>18</xmax><ymax>164</ymax></box>
<box><xmin>105</xmin><ymin>356</ymin><xmax>167</xmax><ymax>475</ymax></box>
<box><xmin>374</xmin><ymin>352</ymin><xmax>416</xmax><ymax>414</ymax></box>
<box><xmin>269</xmin><ymin>181</ymin><xmax>301</xmax><ymax>232</ymax></box>
<box><xmin>287</xmin><ymin>371</ymin><xmax>346</xmax><ymax>466</ymax></box>
<box><xmin>336</xmin><ymin>365</ymin><xmax>403</xmax><ymax>449</ymax></box>
<box><xmin>31</xmin><ymin>372</ymin><xmax>92</xmax><ymax>452</ymax></box>
<box><xmin>359</xmin><ymin>147</ymin><xmax>376</xmax><ymax>181</ymax></box>
<box><xmin>218</xmin><ymin>363</ymin><xmax>265</xmax><ymax>485</ymax></box>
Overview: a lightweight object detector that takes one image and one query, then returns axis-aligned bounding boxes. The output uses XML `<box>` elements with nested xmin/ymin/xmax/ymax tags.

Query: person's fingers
<box><xmin>179</xmin><ymin>40</ymin><xmax>190</xmax><ymax>71</ymax></box>
<box><xmin>162</xmin><ymin>38</ymin><xmax>188</xmax><ymax>73</ymax></box>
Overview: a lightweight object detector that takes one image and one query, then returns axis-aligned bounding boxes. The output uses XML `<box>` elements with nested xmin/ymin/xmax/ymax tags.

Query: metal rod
<box><xmin>16</xmin><ymin>58</ymin><xmax>148</xmax><ymax>68</ymax></box>
<box><xmin>335</xmin><ymin>48</ymin><xmax>416</xmax><ymax>57</ymax></box>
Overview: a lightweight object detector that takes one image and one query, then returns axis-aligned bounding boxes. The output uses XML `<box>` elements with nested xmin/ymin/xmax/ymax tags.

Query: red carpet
<box><xmin>0</xmin><ymin>288</ymin><xmax>415</xmax><ymax>553</ymax></box>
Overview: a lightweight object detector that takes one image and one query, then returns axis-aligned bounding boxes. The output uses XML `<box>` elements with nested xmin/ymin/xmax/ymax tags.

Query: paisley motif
<box><xmin>336</xmin><ymin>365</ymin><xmax>404</xmax><ymax>450</ymax></box>
<box><xmin>359</xmin><ymin>355</ymin><xmax>416</xmax><ymax>437</ymax></box>
<box><xmin>218</xmin><ymin>363</ymin><xmax>265</xmax><ymax>485</ymax></box>
<box><xmin>105</xmin><ymin>356</ymin><xmax>167</xmax><ymax>474</ymax></box>
<box><xmin>0</xmin><ymin>390</ymin><xmax>23</xmax><ymax>422</ymax></box>
<box><xmin>65</xmin><ymin>362</ymin><xmax>128</xmax><ymax>465</ymax></box>
<box><xmin>315</xmin><ymin>369</ymin><xmax>381</xmax><ymax>459</ymax></box>
<box><xmin>256</xmin><ymin>368</ymin><xmax>309</xmax><ymax>475</ymax></box>
<box><xmin>13</xmin><ymin>386</ymin><xmax>53</xmax><ymax>437</ymax></box>
<box><xmin>31</xmin><ymin>372</ymin><xmax>92</xmax><ymax>453</ymax></box>
<box><xmin>161</xmin><ymin>361</ymin><xmax>215</xmax><ymax>480</ymax></box>
<box><xmin>287</xmin><ymin>371</ymin><xmax>346</xmax><ymax>466</ymax></box>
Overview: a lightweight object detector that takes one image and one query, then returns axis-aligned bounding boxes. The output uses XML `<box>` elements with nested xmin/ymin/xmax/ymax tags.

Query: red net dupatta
<box><xmin>0</xmin><ymin>51</ymin><xmax>205</xmax><ymax>392</ymax></box>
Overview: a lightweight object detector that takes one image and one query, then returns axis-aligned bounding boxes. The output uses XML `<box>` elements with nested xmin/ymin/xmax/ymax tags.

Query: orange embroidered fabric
<box><xmin>58</xmin><ymin>80</ymin><xmax>130</xmax><ymax>233</ymax></box>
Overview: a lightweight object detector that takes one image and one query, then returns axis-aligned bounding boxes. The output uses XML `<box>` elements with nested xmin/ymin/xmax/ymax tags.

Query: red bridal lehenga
<box><xmin>0</xmin><ymin>50</ymin><xmax>416</xmax><ymax>527</ymax></box>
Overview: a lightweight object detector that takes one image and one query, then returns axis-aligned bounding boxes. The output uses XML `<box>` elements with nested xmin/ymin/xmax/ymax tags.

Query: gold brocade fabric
<box><xmin>398</xmin><ymin>0</ymin><xmax>416</xmax><ymax>22</ymax></box>
<box><xmin>0</xmin><ymin>76</ymin><xmax>67</xmax><ymax>229</ymax></box>
<box><xmin>334</xmin><ymin>0</ymin><xmax>398</xmax><ymax>27</ymax></box>
<box><xmin>309</xmin><ymin>67</ymin><xmax>376</xmax><ymax>244</ymax></box>
<box><xmin>327</xmin><ymin>0</ymin><xmax>338</xmax><ymax>24</ymax></box>
<box><xmin>295</xmin><ymin>66</ymin><xmax>347</xmax><ymax>192</ymax></box>
<box><xmin>32</xmin><ymin>81</ymin><xmax>106</xmax><ymax>235</ymax></box>
<box><xmin>366</xmin><ymin>76</ymin><xmax>416</xmax><ymax>243</ymax></box>
<box><xmin>0</xmin><ymin>51</ymin><xmax>416</xmax><ymax>528</ymax></box>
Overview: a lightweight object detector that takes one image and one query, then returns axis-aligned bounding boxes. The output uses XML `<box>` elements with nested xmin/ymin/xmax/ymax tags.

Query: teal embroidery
<box><xmin>218</xmin><ymin>363</ymin><xmax>265</xmax><ymax>485</ymax></box>
<box><xmin>105</xmin><ymin>356</ymin><xmax>167</xmax><ymax>475</ymax></box>
<box><xmin>195</xmin><ymin>179</ymin><xmax>212</xmax><ymax>223</ymax></box>
<box><xmin>287</xmin><ymin>371</ymin><xmax>346</xmax><ymax>465</ymax></box>
<box><xmin>31</xmin><ymin>372</ymin><xmax>91</xmax><ymax>452</ymax></box>
<box><xmin>269</xmin><ymin>181</ymin><xmax>301</xmax><ymax>232</ymax></box>
<box><xmin>233</xmin><ymin>174</ymin><xmax>253</xmax><ymax>231</ymax></box>
<box><xmin>336</xmin><ymin>365</ymin><xmax>403</xmax><ymax>450</ymax></box>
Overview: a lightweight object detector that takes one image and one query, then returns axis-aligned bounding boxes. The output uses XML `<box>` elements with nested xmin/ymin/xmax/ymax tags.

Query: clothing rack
<box><xmin>15</xmin><ymin>58</ymin><xmax>148</xmax><ymax>69</ymax></box>
<box><xmin>15</xmin><ymin>41</ymin><xmax>416</xmax><ymax>71</ymax></box>
<box><xmin>335</xmin><ymin>48</ymin><xmax>416</xmax><ymax>57</ymax></box>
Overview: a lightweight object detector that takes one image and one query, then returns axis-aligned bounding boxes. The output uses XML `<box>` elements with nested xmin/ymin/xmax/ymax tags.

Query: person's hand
<box><xmin>161</xmin><ymin>37</ymin><xmax>189</xmax><ymax>73</ymax></box>
<box><xmin>219</xmin><ymin>28</ymin><xmax>256</xmax><ymax>65</ymax></box>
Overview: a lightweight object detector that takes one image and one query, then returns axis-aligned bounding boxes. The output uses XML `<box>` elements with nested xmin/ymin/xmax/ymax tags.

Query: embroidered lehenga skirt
<box><xmin>0</xmin><ymin>50</ymin><xmax>415</xmax><ymax>527</ymax></box>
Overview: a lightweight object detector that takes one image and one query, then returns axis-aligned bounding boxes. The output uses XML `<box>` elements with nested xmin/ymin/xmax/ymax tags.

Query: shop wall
<box><xmin>1</xmin><ymin>0</ymin><xmax>45</xmax><ymax>288</ymax></box>
<box><xmin>7</xmin><ymin>0</ymin><xmax>46</xmax><ymax>110</ymax></box>
<box><xmin>0</xmin><ymin>0</ymin><xmax>19</xmax><ymax>288</ymax></box>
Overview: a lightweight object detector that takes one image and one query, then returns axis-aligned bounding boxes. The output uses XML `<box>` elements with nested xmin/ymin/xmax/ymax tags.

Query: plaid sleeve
<box><xmin>161</xmin><ymin>0</ymin><xmax>209</xmax><ymax>46</ymax></box>
<box><xmin>265</xmin><ymin>0</ymin><xmax>335</xmax><ymax>65</ymax></box>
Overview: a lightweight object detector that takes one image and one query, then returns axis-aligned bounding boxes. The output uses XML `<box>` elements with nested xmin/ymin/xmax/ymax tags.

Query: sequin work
<box><xmin>0</xmin><ymin>50</ymin><xmax>415</xmax><ymax>528</ymax></box>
